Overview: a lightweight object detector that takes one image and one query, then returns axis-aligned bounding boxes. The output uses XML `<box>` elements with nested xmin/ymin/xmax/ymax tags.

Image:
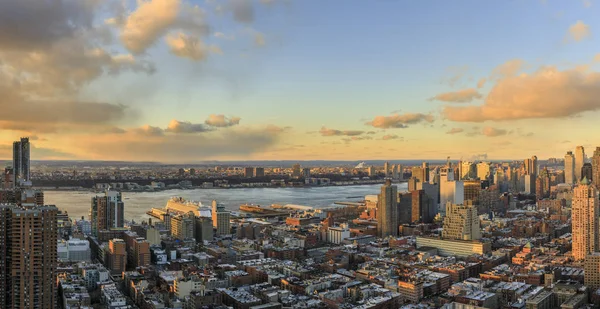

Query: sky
<box><xmin>1</xmin><ymin>0</ymin><xmax>600</xmax><ymax>162</ymax></box>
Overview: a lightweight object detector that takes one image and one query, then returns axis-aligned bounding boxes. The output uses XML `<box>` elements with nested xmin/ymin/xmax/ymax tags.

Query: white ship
<box><xmin>355</xmin><ymin>161</ymin><xmax>366</xmax><ymax>169</ymax></box>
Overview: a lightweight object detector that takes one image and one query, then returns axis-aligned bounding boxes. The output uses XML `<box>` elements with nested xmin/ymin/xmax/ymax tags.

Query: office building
<box><xmin>384</xmin><ymin>161</ymin><xmax>390</xmax><ymax>177</ymax></box>
<box><xmin>292</xmin><ymin>164</ymin><xmax>301</xmax><ymax>178</ymax></box>
<box><xmin>302</xmin><ymin>168</ymin><xmax>311</xmax><ymax>179</ymax></box>
<box><xmin>582</xmin><ymin>163</ymin><xmax>593</xmax><ymax>182</ymax></box>
<box><xmin>440</xmin><ymin>167</ymin><xmax>464</xmax><ymax>215</ymax></box>
<box><xmin>442</xmin><ymin>202</ymin><xmax>481</xmax><ymax>241</ymax></box>
<box><xmin>572</xmin><ymin>177</ymin><xmax>599</xmax><ymax>261</ymax></box>
<box><xmin>108</xmin><ymin>239</ymin><xmax>127</xmax><ymax>275</ymax></box>
<box><xmin>90</xmin><ymin>190</ymin><xmax>124</xmax><ymax>237</ymax></box>
<box><xmin>585</xmin><ymin>252</ymin><xmax>600</xmax><ymax>290</ymax></box>
<box><xmin>244</xmin><ymin>167</ymin><xmax>254</xmax><ymax>178</ymax></box>
<box><xmin>377</xmin><ymin>180</ymin><xmax>398</xmax><ymax>237</ymax></box>
<box><xmin>254</xmin><ymin>167</ymin><xmax>265</xmax><ymax>177</ymax></box>
<box><xmin>422</xmin><ymin>162</ymin><xmax>430</xmax><ymax>182</ymax></box>
<box><xmin>397</xmin><ymin>164</ymin><xmax>404</xmax><ymax>180</ymax></box>
<box><xmin>132</xmin><ymin>237</ymin><xmax>150</xmax><ymax>268</ymax></box>
<box><xmin>398</xmin><ymin>192</ymin><xmax>412</xmax><ymax>224</ymax></box>
<box><xmin>12</xmin><ymin>137</ymin><xmax>30</xmax><ymax>187</ymax></box>
<box><xmin>212</xmin><ymin>200</ymin><xmax>231</xmax><ymax>236</ymax></box>
<box><xmin>575</xmin><ymin>146</ymin><xmax>585</xmax><ymax>181</ymax></box>
<box><xmin>593</xmin><ymin>147</ymin><xmax>600</xmax><ymax>185</ymax></box>
<box><xmin>463</xmin><ymin>180</ymin><xmax>481</xmax><ymax>205</ymax></box>
<box><xmin>412</xmin><ymin>167</ymin><xmax>425</xmax><ymax>182</ymax></box>
<box><xmin>195</xmin><ymin>216</ymin><xmax>214</xmax><ymax>242</ymax></box>
<box><xmin>524</xmin><ymin>174</ymin><xmax>533</xmax><ymax>194</ymax></box>
<box><xmin>460</xmin><ymin>161</ymin><xmax>476</xmax><ymax>180</ymax></box>
<box><xmin>171</xmin><ymin>212</ymin><xmax>196</xmax><ymax>240</ymax></box>
<box><xmin>565</xmin><ymin>151</ymin><xmax>575</xmax><ymax>185</ymax></box>
<box><xmin>392</xmin><ymin>164</ymin><xmax>399</xmax><ymax>180</ymax></box>
<box><xmin>327</xmin><ymin>224</ymin><xmax>350</xmax><ymax>244</ymax></box>
<box><xmin>416</xmin><ymin>237</ymin><xmax>491</xmax><ymax>257</ymax></box>
<box><xmin>411</xmin><ymin>190</ymin><xmax>431</xmax><ymax>223</ymax></box>
<box><xmin>536</xmin><ymin>168</ymin><xmax>551</xmax><ymax>199</ymax></box>
<box><xmin>368</xmin><ymin>166</ymin><xmax>376</xmax><ymax>177</ymax></box>
<box><xmin>476</xmin><ymin>162</ymin><xmax>491</xmax><ymax>182</ymax></box>
<box><xmin>408</xmin><ymin>177</ymin><xmax>419</xmax><ymax>192</ymax></box>
<box><xmin>0</xmin><ymin>204</ymin><xmax>58</xmax><ymax>309</ymax></box>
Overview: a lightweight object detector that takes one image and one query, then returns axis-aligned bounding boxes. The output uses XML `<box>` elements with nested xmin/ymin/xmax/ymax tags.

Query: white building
<box><xmin>440</xmin><ymin>167</ymin><xmax>464</xmax><ymax>215</ymax></box>
<box><xmin>328</xmin><ymin>224</ymin><xmax>351</xmax><ymax>244</ymax></box>
<box><xmin>476</xmin><ymin>162</ymin><xmax>490</xmax><ymax>182</ymax></box>
<box><xmin>57</xmin><ymin>239</ymin><xmax>91</xmax><ymax>262</ymax></box>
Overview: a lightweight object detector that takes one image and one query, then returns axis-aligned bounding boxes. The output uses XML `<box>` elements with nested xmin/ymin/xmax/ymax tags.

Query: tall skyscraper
<box><xmin>593</xmin><ymin>147</ymin><xmax>600</xmax><ymax>185</ymax></box>
<box><xmin>384</xmin><ymin>161</ymin><xmax>390</xmax><ymax>177</ymax></box>
<box><xmin>442</xmin><ymin>202</ymin><xmax>481</xmax><ymax>241</ymax></box>
<box><xmin>575</xmin><ymin>146</ymin><xmax>585</xmax><ymax>181</ymax></box>
<box><xmin>565</xmin><ymin>151</ymin><xmax>575</xmax><ymax>185</ymax></box>
<box><xmin>422</xmin><ymin>162</ymin><xmax>430</xmax><ymax>182</ymax></box>
<box><xmin>411</xmin><ymin>190</ymin><xmax>431</xmax><ymax>223</ymax></box>
<box><xmin>212</xmin><ymin>200</ymin><xmax>231</xmax><ymax>236</ymax></box>
<box><xmin>460</xmin><ymin>161</ymin><xmax>476</xmax><ymax>180</ymax></box>
<box><xmin>582</xmin><ymin>163</ymin><xmax>593</xmax><ymax>182</ymax></box>
<box><xmin>90</xmin><ymin>190</ymin><xmax>124</xmax><ymax>237</ymax></box>
<box><xmin>377</xmin><ymin>180</ymin><xmax>398</xmax><ymax>237</ymax></box>
<box><xmin>0</xmin><ymin>204</ymin><xmax>58</xmax><ymax>308</ymax></box>
<box><xmin>12</xmin><ymin>137</ymin><xmax>30</xmax><ymax>186</ymax></box>
<box><xmin>572</xmin><ymin>177</ymin><xmax>599</xmax><ymax>261</ymax></box>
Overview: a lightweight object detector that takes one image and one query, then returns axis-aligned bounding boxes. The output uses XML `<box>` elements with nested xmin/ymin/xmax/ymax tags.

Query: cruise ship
<box><xmin>166</xmin><ymin>197</ymin><xmax>211</xmax><ymax>217</ymax></box>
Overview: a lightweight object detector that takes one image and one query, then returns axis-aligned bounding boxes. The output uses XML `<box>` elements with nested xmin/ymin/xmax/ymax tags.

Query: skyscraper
<box><xmin>439</xmin><ymin>166</ymin><xmax>464</xmax><ymax>215</ymax></box>
<box><xmin>384</xmin><ymin>161</ymin><xmax>390</xmax><ymax>177</ymax></box>
<box><xmin>90</xmin><ymin>190</ymin><xmax>124</xmax><ymax>237</ymax></box>
<box><xmin>442</xmin><ymin>202</ymin><xmax>481</xmax><ymax>241</ymax></box>
<box><xmin>575</xmin><ymin>146</ymin><xmax>585</xmax><ymax>181</ymax></box>
<box><xmin>582</xmin><ymin>163</ymin><xmax>593</xmax><ymax>182</ymax></box>
<box><xmin>12</xmin><ymin>137</ymin><xmax>30</xmax><ymax>186</ymax></box>
<box><xmin>572</xmin><ymin>177</ymin><xmax>599</xmax><ymax>261</ymax></box>
<box><xmin>212</xmin><ymin>200</ymin><xmax>231</xmax><ymax>236</ymax></box>
<box><xmin>476</xmin><ymin>162</ymin><xmax>491</xmax><ymax>181</ymax></box>
<box><xmin>377</xmin><ymin>180</ymin><xmax>398</xmax><ymax>237</ymax></box>
<box><xmin>422</xmin><ymin>162</ymin><xmax>430</xmax><ymax>182</ymax></box>
<box><xmin>565</xmin><ymin>151</ymin><xmax>575</xmax><ymax>185</ymax></box>
<box><xmin>0</xmin><ymin>204</ymin><xmax>58</xmax><ymax>308</ymax></box>
<box><xmin>592</xmin><ymin>147</ymin><xmax>600</xmax><ymax>185</ymax></box>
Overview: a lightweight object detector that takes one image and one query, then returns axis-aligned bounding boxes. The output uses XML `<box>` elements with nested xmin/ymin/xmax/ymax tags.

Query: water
<box><xmin>44</xmin><ymin>184</ymin><xmax>408</xmax><ymax>222</ymax></box>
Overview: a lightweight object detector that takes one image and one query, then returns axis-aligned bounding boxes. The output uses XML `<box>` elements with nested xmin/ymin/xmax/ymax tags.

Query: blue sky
<box><xmin>3</xmin><ymin>0</ymin><xmax>600</xmax><ymax>161</ymax></box>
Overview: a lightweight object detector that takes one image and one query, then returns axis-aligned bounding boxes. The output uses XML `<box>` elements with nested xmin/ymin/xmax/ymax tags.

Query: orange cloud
<box><xmin>446</xmin><ymin>128</ymin><xmax>464</xmax><ymax>134</ymax></box>
<box><xmin>444</xmin><ymin>66</ymin><xmax>600</xmax><ymax>122</ymax></box>
<box><xmin>366</xmin><ymin>113</ymin><xmax>434</xmax><ymax>129</ymax></box>
<box><xmin>567</xmin><ymin>20</ymin><xmax>591</xmax><ymax>42</ymax></box>
<box><xmin>319</xmin><ymin>127</ymin><xmax>363</xmax><ymax>136</ymax></box>
<box><xmin>431</xmin><ymin>88</ymin><xmax>482</xmax><ymax>103</ymax></box>
<box><xmin>482</xmin><ymin>127</ymin><xmax>507</xmax><ymax>137</ymax></box>
<box><xmin>166</xmin><ymin>32</ymin><xmax>222</xmax><ymax>61</ymax></box>
<box><xmin>205</xmin><ymin>114</ymin><xmax>241</xmax><ymax>127</ymax></box>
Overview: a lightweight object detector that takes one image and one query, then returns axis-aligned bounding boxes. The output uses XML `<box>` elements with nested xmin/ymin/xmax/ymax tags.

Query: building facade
<box><xmin>571</xmin><ymin>178</ymin><xmax>599</xmax><ymax>261</ymax></box>
<box><xmin>377</xmin><ymin>180</ymin><xmax>398</xmax><ymax>237</ymax></box>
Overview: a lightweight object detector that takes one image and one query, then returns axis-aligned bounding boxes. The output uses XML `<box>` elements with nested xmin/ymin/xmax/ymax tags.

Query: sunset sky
<box><xmin>2</xmin><ymin>0</ymin><xmax>600</xmax><ymax>162</ymax></box>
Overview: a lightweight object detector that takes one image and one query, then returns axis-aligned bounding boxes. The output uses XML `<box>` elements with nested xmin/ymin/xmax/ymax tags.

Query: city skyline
<box><xmin>3</xmin><ymin>1</ymin><xmax>600</xmax><ymax>162</ymax></box>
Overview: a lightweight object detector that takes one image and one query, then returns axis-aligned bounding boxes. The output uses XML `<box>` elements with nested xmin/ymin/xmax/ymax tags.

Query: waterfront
<box><xmin>45</xmin><ymin>183</ymin><xmax>408</xmax><ymax>222</ymax></box>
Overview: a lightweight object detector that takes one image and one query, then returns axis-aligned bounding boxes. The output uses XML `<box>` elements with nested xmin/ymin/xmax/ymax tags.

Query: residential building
<box><xmin>377</xmin><ymin>180</ymin><xmax>398</xmax><ymax>237</ymax></box>
<box><xmin>565</xmin><ymin>151</ymin><xmax>575</xmax><ymax>185</ymax></box>
<box><xmin>442</xmin><ymin>202</ymin><xmax>481</xmax><ymax>241</ymax></box>
<box><xmin>571</xmin><ymin>177</ymin><xmax>599</xmax><ymax>261</ymax></box>
<box><xmin>212</xmin><ymin>200</ymin><xmax>231</xmax><ymax>236</ymax></box>
<box><xmin>575</xmin><ymin>146</ymin><xmax>585</xmax><ymax>182</ymax></box>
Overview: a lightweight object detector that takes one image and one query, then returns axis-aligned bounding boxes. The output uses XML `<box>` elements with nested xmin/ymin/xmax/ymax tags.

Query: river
<box><xmin>44</xmin><ymin>183</ymin><xmax>408</xmax><ymax>222</ymax></box>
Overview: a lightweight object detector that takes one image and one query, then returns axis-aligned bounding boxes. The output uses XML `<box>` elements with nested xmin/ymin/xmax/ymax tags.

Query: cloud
<box><xmin>229</xmin><ymin>0</ymin><xmax>254</xmax><ymax>23</ymax></box>
<box><xmin>446</xmin><ymin>128</ymin><xmax>464</xmax><ymax>135</ymax></box>
<box><xmin>205</xmin><ymin>114</ymin><xmax>242</xmax><ymax>127</ymax></box>
<box><xmin>319</xmin><ymin>127</ymin><xmax>364</xmax><ymax>137</ymax></box>
<box><xmin>120</xmin><ymin>0</ymin><xmax>181</xmax><ymax>54</ymax></box>
<box><xmin>382</xmin><ymin>134</ymin><xmax>402</xmax><ymax>140</ymax></box>
<box><xmin>444</xmin><ymin>66</ymin><xmax>600</xmax><ymax>122</ymax></box>
<box><xmin>567</xmin><ymin>20</ymin><xmax>591</xmax><ymax>42</ymax></box>
<box><xmin>254</xmin><ymin>32</ymin><xmax>266</xmax><ymax>46</ymax></box>
<box><xmin>265</xmin><ymin>125</ymin><xmax>291</xmax><ymax>133</ymax></box>
<box><xmin>431</xmin><ymin>88</ymin><xmax>482</xmax><ymax>103</ymax></box>
<box><xmin>491</xmin><ymin>59</ymin><xmax>524</xmax><ymax>78</ymax></box>
<box><xmin>477</xmin><ymin>78</ymin><xmax>486</xmax><ymax>88</ymax></box>
<box><xmin>214</xmin><ymin>32</ymin><xmax>235</xmax><ymax>40</ymax></box>
<box><xmin>366</xmin><ymin>113</ymin><xmax>434</xmax><ymax>129</ymax></box>
<box><xmin>342</xmin><ymin>136</ymin><xmax>373</xmax><ymax>142</ymax></box>
<box><xmin>584</xmin><ymin>0</ymin><xmax>592</xmax><ymax>8</ymax></box>
<box><xmin>443</xmin><ymin>65</ymin><xmax>469</xmax><ymax>87</ymax></box>
<box><xmin>74</xmin><ymin>127</ymin><xmax>284</xmax><ymax>162</ymax></box>
<box><xmin>166</xmin><ymin>119</ymin><xmax>213</xmax><ymax>133</ymax></box>
<box><xmin>594</xmin><ymin>54</ymin><xmax>600</xmax><ymax>62</ymax></box>
<box><xmin>166</xmin><ymin>32</ymin><xmax>222</xmax><ymax>61</ymax></box>
<box><xmin>31</xmin><ymin>145</ymin><xmax>75</xmax><ymax>159</ymax></box>
<box><xmin>482</xmin><ymin>127</ymin><xmax>507</xmax><ymax>137</ymax></box>
<box><xmin>135</xmin><ymin>125</ymin><xmax>165</xmax><ymax>136</ymax></box>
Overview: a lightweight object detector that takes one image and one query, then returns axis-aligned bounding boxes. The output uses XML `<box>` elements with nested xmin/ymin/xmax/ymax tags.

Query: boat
<box><xmin>240</xmin><ymin>204</ymin><xmax>289</xmax><ymax>215</ymax></box>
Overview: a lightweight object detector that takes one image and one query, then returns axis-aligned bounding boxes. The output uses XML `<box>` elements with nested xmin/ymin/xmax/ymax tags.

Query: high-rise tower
<box><xmin>377</xmin><ymin>180</ymin><xmax>398</xmax><ymax>237</ymax></box>
<box><xmin>575</xmin><ymin>146</ymin><xmax>585</xmax><ymax>181</ymax></box>
<box><xmin>12</xmin><ymin>137</ymin><xmax>30</xmax><ymax>187</ymax></box>
<box><xmin>592</xmin><ymin>147</ymin><xmax>600</xmax><ymax>185</ymax></box>
<box><xmin>572</xmin><ymin>177</ymin><xmax>599</xmax><ymax>261</ymax></box>
<box><xmin>565</xmin><ymin>151</ymin><xmax>575</xmax><ymax>185</ymax></box>
<box><xmin>0</xmin><ymin>204</ymin><xmax>58</xmax><ymax>308</ymax></box>
<box><xmin>442</xmin><ymin>202</ymin><xmax>481</xmax><ymax>241</ymax></box>
<box><xmin>90</xmin><ymin>190</ymin><xmax>124</xmax><ymax>237</ymax></box>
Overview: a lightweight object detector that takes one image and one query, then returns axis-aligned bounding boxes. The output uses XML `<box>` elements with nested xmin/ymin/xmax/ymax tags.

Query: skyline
<box><xmin>2</xmin><ymin>0</ymin><xmax>600</xmax><ymax>162</ymax></box>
